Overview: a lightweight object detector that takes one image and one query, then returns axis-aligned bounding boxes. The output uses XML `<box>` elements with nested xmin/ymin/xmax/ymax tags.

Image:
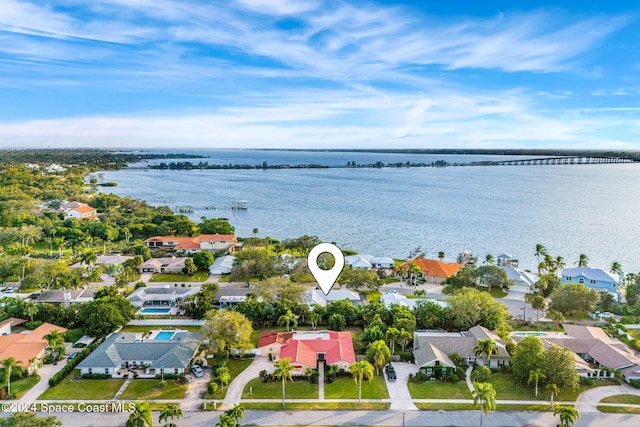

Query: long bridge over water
<box><xmin>466</xmin><ymin>156</ymin><xmax>637</xmax><ymax>166</ymax></box>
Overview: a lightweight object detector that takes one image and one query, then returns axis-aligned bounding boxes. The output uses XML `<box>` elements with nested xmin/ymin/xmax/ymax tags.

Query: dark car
<box><xmin>68</xmin><ymin>352</ymin><xmax>80</xmax><ymax>360</ymax></box>
<box><xmin>385</xmin><ymin>364</ymin><xmax>397</xmax><ymax>381</ymax></box>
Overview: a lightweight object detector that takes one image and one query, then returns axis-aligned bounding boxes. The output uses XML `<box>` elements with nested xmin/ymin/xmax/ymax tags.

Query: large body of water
<box><xmin>99</xmin><ymin>150</ymin><xmax>640</xmax><ymax>273</ymax></box>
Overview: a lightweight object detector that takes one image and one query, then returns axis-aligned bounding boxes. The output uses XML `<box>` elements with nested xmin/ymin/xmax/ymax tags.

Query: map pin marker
<box><xmin>308</xmin><ymin>243</ymin><xmax>345</xmax><ymax>296</ymax></box>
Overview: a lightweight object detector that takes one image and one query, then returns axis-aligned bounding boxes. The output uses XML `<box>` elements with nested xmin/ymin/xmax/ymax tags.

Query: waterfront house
<box><xmin>77</xmin><ymin>330</ymin><xmax>200</xmax><ymax>378</ymax></box>
<box><xmin>345</xmin><ymin>254</ymin><xmax>395</xmax><ymax>270</ymax></box>
<box><xmin>60</xmin><ymin>201</ymin><xmax>98</xmax><ymax>221</ymax></box>
<box><xmin>0</xmin><ymin>322</ymin><xmax>67</xmax><ymax>374</ymax></box>
<box><xmin>306</xmin><ymin>289</ymin><xmax>361</xmax><ymax>307</ymax></box>
<box><xmin>560</xmin><ymin>267</ymin><xmax>619</xmax><ymax>294</ymax></box>
<box><xmin>137</xmin><ymin>257</ymin><xmax>187</xmax><ymax>274</ymax></box>
<box><xmin>381</xmin><ymin>292</ymin><xmax>448</xmax><ymax>310</ymax></box>
<box><xmin>500</xmin><ymin>266</ymin><xmax>539</xmax><ymax>294</ymax></box>
<box><xmin>413</xmin><ymin>326</ymin><xmax>510</xmax><ymax>377</ymax></box>
<box><xmin>127</xmin><ymin>286</ymin><xmax>197</xmax><ymax>308</ymax></box>
<box><xmin>209</xmin><ymin>255</ymin><xmax>236</xmax><ymax>275</ymax></box>
<box><xmin>407</xmin><ymin>258</ymin><xmax>464</xmax><ymax>284</ymax></box>
<box><xmin>198</xmin><ymin>234</ymin><xmax>238</xmax><ymax>253</ymax></box>
<box><xmin>144</xmin><ymin>234</ymin><xmax>238</xmax><ymax>254</ymax></box>
<box><xmin>496</xmin><ymin>253</ymin><xmax>519</xmax><ymax>268</ymax></box>
<box><xmin>275</xmin><ymin>330</ymin><xmax>356</xmax><ymax>375</ymax></box>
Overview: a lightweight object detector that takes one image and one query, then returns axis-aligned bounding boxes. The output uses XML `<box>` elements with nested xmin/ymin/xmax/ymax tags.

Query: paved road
<box><xmin>385</xmin><ymin>362</ymin><xmax>418</xmax><ymax>411</ymax></box>
<box><xmin>12</xmin><ymin>409</ymin><xmax>639</xmax><ymax>427</ymax></box>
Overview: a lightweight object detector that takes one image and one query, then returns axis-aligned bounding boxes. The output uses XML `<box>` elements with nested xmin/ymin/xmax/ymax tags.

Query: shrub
<box><xmin>580</xmin><ymin>376</ymin><xmax>595</xmax><ymax>386</ymax></box>
<box><xmin>471</xmin><ymin>365</ymin><xmax>491</xmax><ymax>383</ymax></box>
<box><xmin>158</xmin><ymin>380</ymin><xmax>167</xmax><ymax>389</ymax></box>
<box><xmin>408</xmin><ymin>372</ymin><xmax>430</xmax><ymax>383</ymax></box>
<box><xmin>154</xmin><ymin>373</ymin><xmax>181</xmax><ymax>380</ymax></box>
<box><xmin>43</xmin><ymin>355</ymin><xmax>55</xmax><ymax>365</ymax></box>
<box><xmin>0</xmin><ymin>387</ymin><xmax>6</xmax><ymax>400</ymax></box>
<box><xmin>208</xmin><ymin>382</ymin><xmax>218</xmax><ymax>394</ymax></box>
<box><xmin>25</xmin><ymin>321</ymin><xmax>44</xmax><ymax>330</ymax></box>
<box><xmin>441</xmin><ymin>371</ymin><xmax>460</xmax><ymax>383</ymax></box>
<box><xmin>134</xmin><ymin>282</ymin><xmax>146</xmax><ymax>290</ymax></box>
<box><xmin>268</xmin><ymin>353</ymin><xmax>273</xmax><ymax>361</ymax></box>
<box><xmin>82</xmin><ymin>373</ymin><xmax>111</xmax><ymax>379</ymax></box>
<box><xmin>399</xmin><ymin>351</ymin><xmax>415</xmax><ymax>363</ymax></box>
<box><xmin>630</xmin><ymin>379</ymin><xmax>640</xmax><ymax>389</ymax></box>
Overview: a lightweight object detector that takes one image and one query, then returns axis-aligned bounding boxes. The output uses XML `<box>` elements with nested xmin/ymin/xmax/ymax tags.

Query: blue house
<box><xmin>561</xmin><ymin>267</ymin><xmax>619</xmax><ymax>293</ymax></box>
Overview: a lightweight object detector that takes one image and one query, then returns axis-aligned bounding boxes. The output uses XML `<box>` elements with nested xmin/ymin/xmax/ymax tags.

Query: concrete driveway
<box><xmin>385</xmin><ymin>362</ymin><xmax>419</xmax><ymax>411</ymax></box>
<box><xmin>575</xmin><ymin>382</ymin><xmax>640</xmax><ymax>413</ymax></box>
<box><xmin>220</xmin><ymin>357</ymin><xmax>273</xmax><ymax>410</ymax></box>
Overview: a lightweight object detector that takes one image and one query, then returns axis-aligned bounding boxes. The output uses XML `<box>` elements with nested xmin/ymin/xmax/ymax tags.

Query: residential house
<box><xmin>345</xmin><ymin>254</ymin><xmax>394</xmax><ymax>270</ymax></box>
<box><xmin>137</xmin><ymin>257</ymin><xmax>187</xmax><ymax>274</ymax></box>
<box><xmin>496</xmin><ymin>253</ymin><xmax>519</xmax><ymax>268</ymax></box>
<box><xmin>0</xmin><ymin>318</ymin><xmax>26</xmax><ymax>336</ymax></box>
<box><xmin>198</xmin><ymin>234</ymin><xmax>238</xmax><ymax>253</ymax></box>
<box><xmin>413</xmin><ymin>326</ymin><xmax>510</xmax><ymax>377</ymax></box>
<box><xmin>70</xmin><ymin>254</ymin><xmax>133</xmax><ymax>270</ymax></box>
<box><xmin>212</xmin><ymin>288</ymin><xmax>254</xmax><ymax>308</ymax></box>
<box><xmin>381</xmin><ymin>292</ymin><xmax>448</xmax><ymax>310</ymax></box>
<box><xmin>257</xmin><ymin>331</ymin><xmax>294</xmax><ymax>358</ymax></box>
<box><xmin>306</xmin><ymin>289</ymin><xmax>361</xmax><ymax>307</ymax></box>
<box><xmin>77</xmin><ymin>330</ymin><xmax>200</xmax><ymax>378</ymax></box>
<box><xmin>513</xmin><ymin>325</ymin><xmax>640</xmax><ymax>382</ymax></box>
<box><xmin>36</xmin><ymin>288</ymin><xmax>97</xmax><ymax>306</ymax></box>
<box><xmin>407</xmin><ymin>258</ymin><xmax>464</xmax><ymax>284</ymax></box>
<box><xmin>561</xmin><ymin>267</ymin><xmax>619</xmax><ymax>294</ymax></box>
<box><xmin>0</xmin><ymin>322</ymin><xmax>67</xmax><ymax>374</ymax></box>
<box><xmin>500</xmin><ymin>266</ymin><xmax>539</xmax><ymax>294</ymax></box>
<box><xmin>209</xmin><ymin>255</ymin><xmax>236</xmax><ymax>275</ymax></box>
<box><xmin>275</xmin><ymin>330</ymin><xmax>356</xmax><ymax>375</ymax></box>
<box><xmin>144</xmin><ymin>234</ymin><xmax>238</xmax><ymax>254</ymax></box>
<box><xmin>127</xmin><ymin>286</ymin><xmax>198</xmax><ymax>308</ymax></box>
<box><xmin>60</xmin><ymin>201</ymin><xmax>98</xmax><ymax>221</ymax></box>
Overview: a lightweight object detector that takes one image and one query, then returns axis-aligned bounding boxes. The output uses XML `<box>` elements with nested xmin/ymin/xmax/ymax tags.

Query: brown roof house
<box><xmin>0</xmin><ymin>322</ymin><xmax>67</xmax><ymax>374</ymax></box>
<box><xmin>405</xmin><ymin>259</ymin><xmax>464</xmax><ymax>284</ymax></box>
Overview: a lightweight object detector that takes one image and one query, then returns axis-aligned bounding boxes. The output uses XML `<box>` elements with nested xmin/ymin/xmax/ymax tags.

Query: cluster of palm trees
<box><xmin>216</xmin><ymin>404</ymin><xmax>244</xmax><ymax>427</ymax></box>
<box><xmin>1</xmin><ymin>357</ymin><xmax>22</xmax><ymax>398</ymax></box>
<box><xmin>384</xmin><ymin>327</ymin><xmax>412</xmax><ymax>354</ymax></box>
<box><xmin>126</xmin><ymin>402</ymin><xmax>183</xmax><ymax>427</ymax></box>
<box><xmin>534</xmin><ymin>243</ymin><xmax>624</xmax><ymax>279</ymax></box>
<box><xmin>43</xmin><ymin>329</ymin><xmax>66</xmax><ymax>363</ymax></box>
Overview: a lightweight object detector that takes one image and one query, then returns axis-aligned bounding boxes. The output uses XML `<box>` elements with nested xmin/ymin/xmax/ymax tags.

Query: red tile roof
<box><xmin>407</xmin><ymin>258</ymin><xmax>463</xmax><ymax>278</ymax></box>
<box><xmin>72</xmin><ymin>205</ymin><xmax>97</xmax><ymax>214</ymax></box>
<box><xmin>278</xmin><ymin>331</ymin><xmax>356</xmax><ymax>367</ymax></box>
<box><xmin>199</xmin><ymin>234</ymin><xmax>237</xmax><ymax>242</ymax></box>
<box><xmin>258</xmin><ymin>331</ymin><xmax>293</xmax><ymax>348</ymax></box>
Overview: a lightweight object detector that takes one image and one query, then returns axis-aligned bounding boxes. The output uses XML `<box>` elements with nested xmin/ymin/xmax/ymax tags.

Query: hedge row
<box><xmin>48</xmin><ymin>340</ymin><xmax>101</xmax><ymax>387</ymax></box>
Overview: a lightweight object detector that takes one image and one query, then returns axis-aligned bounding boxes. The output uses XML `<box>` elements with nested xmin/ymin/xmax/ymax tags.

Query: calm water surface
<box><xmin>100</xmin><ymin>150</ymin><xmax>640</xmax><ymax>272</ymax></box>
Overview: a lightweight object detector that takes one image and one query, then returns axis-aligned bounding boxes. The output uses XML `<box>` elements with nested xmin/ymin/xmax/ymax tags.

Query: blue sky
<box><xmin>0</xmin><ymin>0</ymin><xmax>638</xmax><ymax>149</ymax></box>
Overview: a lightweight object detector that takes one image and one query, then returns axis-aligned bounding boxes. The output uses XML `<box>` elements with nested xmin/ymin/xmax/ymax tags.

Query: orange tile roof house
<box><xmin>60</xmin><ymin>201</ymin><xmax>98</xmax><ymax>221</ymax></box>
<box><xmin>406</xmin><ymin>258</ymin><xmax>464</xmax><ymax>284</ymax></box>
<box><xmin>275</xmin><ymin>330</ymin><xmax>356</xmax><ymax>375</ymax></box>
<box><xmin>144</xmin><ymin>234</ymin><xmax>238</xmax><ymax>254</ymax></box>
<box><xmin>0</xmin><ymin>322</ymin><xmax>67</xmax><ymax>374</ymax></box>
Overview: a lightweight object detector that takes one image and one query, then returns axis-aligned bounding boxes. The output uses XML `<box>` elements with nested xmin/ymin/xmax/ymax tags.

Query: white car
<box><xmin>191</xmin><ymin>365</ymin><xmax>204</xmax><ymax>378</ymax></box>
<box><xmin>598</xmin><ymin>312</ymin><xmax>615</xmax><ymax>319</ymax></box>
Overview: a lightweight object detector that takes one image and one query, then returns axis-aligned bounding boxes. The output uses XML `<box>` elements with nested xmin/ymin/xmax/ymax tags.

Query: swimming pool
<box><xmin>512</xmin><ymin>332</ymin><xmax>545</xmax><ymax>337</ymax></box>
<box><xmin>154</xmin><ymin>331</ymin><xmax>176</xmax><ymax>340</ymax></box>
<box><xmin>141</xmin><ymin>307</ymin><xmax>172</xmax><ymax>314</ymax></box>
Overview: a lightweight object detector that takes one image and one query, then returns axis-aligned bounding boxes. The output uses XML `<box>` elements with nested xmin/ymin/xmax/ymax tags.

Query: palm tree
<box><xmin>483</xmin><ymin>254</ymin><xmax>495</xmax><ymax>265</ymax></box>
<box><xmin>543</xmin><ymin>253</ymin><xmax>554</xmax><ymax>274</ymax></box>
<box><xmin>159</xmin><ymin>403</ymin><xmax>183</xmax><ymax>427</ymax></box>
<box><xmin>44</xmin><ymin>330</ymin><xmax>65</xmax><ymax>361</ymax></box>
<box><xmin>472</xmin><ymin>382</ymin><xmax>497</xmax><ymax>427</ymax></box>
<box><xmin>126</xmin><ymin>401</ymin><xmax>153</xmax><ymax>427</ymax></box>
<box><xmin>349</xmin><ymin>360</ymin><xmax>374</xmax><ymax>403</ymax></box>
<box><xmin>535</xmin><ymin>244</ymin><xmax>547</xmax><ymax>264</ymax></box>
<box><xmin>216</xmin><ymin>414</ymin><xmax>235</xmax><ymax>427</ymax></box>
<box><xmin>407</xmin><ymin>262</ymin><xmax>421</xmax><ymax>286</ymax></box>
<box><xmin>25</xmin><ymin>302</ymin><xmax>39</xmax><ymax>323</ymax></box>
<box><xmin>528</xmin><ymin>368</ymin><xmax>546</xmax><ymax>398</ymax></box>
<box><xmin>253</xmin><ymin>228</ymin><xmax>259</xmax><ymax>238</ymax></box>
<box><xmin>226</xmin><ymin>404</ymin><xmax>244</xmax><ymax>425</ymax></box>
<box><xmin>273</xmin><ymin>357</ymin><xmax>294</xmax><ymax>407</ymax></box>
<box><xmin>397</xmin><ymin>328</ymin><xmax>413</xmax><ymax>353</ymax></box>
<box><xmin>554</xmin><ymin>256</ymin><xmax>566</xmax><ymax>277</ymax></box>
<box><xmin>384</xmin><ymin>327</ymin><xmax>400</xmax><ymax>354</ymax></box>
<box><xmin>554</xmin><ymin>405</ymin><xmax>579</xmax><ymax>427</ymax></box>
<box><xmin>531</xmin><ymin>295</ymin><xmax>545</xmax><ymax>322</ymax></box>
<box><xmin>215</xmin><ymin>366</ymin><xmax>231</xmax><ymax>393</ymax></box>
<box><xmin>611</xmin><ymin>261</ymin><xmax>623</xmax><ymax>277</ymax></box>
<box><xmin>277</xmin><ymin>309</ymin><xmax>298</xmax><ymax>331</ymax></box>
<box><xmin>575</xmin><ymin>254</ymin><xmax>589</xmax><ymax>268</ymax></box>
<box><xmin>80</xmin><ymin>249</ymin><xmax>97</xmax><ymax>268</ymax></box>
<box><xmin>438</xmin><ymin>251</ymin><xmax>445</xmax><ymax>261</ymax></box>
<box><xmin>366</xmin><ymin>340</ymin><xmax>391</xmax><ymax>375</ymax></box>
<box><xmin>473</xmin><ymin>338</ymin><xmax>498</xmax><ymax>367</ymax></box>
<box><xmin>1</xmin><ymin>357</ymin><xmax>22</xmax><ymax>397</ymax></box>
<box><xmin>546</xmin><ymin>383</ymin><xmax>559</xmax><ymax>407</ymax></box>
<box><xmin>308</xmin><ymin>311</ymin><xmax>322</xmax><ymax>330</ymax></box>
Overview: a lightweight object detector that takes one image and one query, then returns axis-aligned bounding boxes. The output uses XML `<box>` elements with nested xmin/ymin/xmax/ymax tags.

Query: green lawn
<box><xmin>489</xmin><ymin>288</ymin><xmax>508</xmax><ymax>298</ymax></box>
<box><xmin>38</xmin><ymin>370</ymin><xmax>125</xmax><ymax>400</ymax></box>
<box><xmin>120</xmin><ymin>325</ymin><xmax>202</xmax><ymax>333</ymax></box>
<box><xmin>205</xmin><ymin>358</ymin><xmax>253</xmax><ymax>399</ymax></box>
<box><xmin>64</xmin><ymin>328</ymin><xmax>85</xmax><ymax>343</ymax></box>
<box><xmin>487</xmin><ymin>372</ymin><xmax>544</xmax><ymax>401</ymax></box>
<box><xmin>556</xmin><ymin>379</ymin><xmax>619</xmax><ymax>402</ymax></box>
<box><xmin>416</xmin><ymin>402</ymin><xmax>475</xmax><ymax>410</ymax></box>
<box><xmin>1</xmin><ymin>375</ymin><xmax>40</xmax><ymax>399</ymax></box>
<box><xmin>408</xmin><ymin>380</ymin><xmax>471</xmax><ymax>399</ymax></box>
<box><xmin>362</xmin><ymin>291</ymin><xmax>381</xmax><ymax>302</ymax></box>
<box><xmin>600</xmin><ymin>394</ymin><xmax>640</xmax><ymax>404</ymax></box>
<box><xmin>598</xmin><ymin>406</ymin><xmax>640</xmax><ymax>414</ymax></box>
<box><xmin>242</xmin><ymin>378</ymin><xmax>318</xmax><ymax>399</ymax></box>
<box><xmin>239</xmin><ymin>402</ymin><xmax>390</xmax><ymax>410</ymax></box>
<box><xmin>628</xmin><ymin>329</ymin><xmax>640</xmax><ymax>340</ymax></box>
<box><xmin>149</xmin><ymin>272</ymin><xmax>209</xmax><ymax>282</ymax></box>
<box><xmin>324</xmin><ymin>375</ymin><xmax>388</xmax><ymax>399</ymax></box>
<box><xmin>119</xmin><ymin>379</ymin><xmax>188</xmax><ymax>400</ymax></box>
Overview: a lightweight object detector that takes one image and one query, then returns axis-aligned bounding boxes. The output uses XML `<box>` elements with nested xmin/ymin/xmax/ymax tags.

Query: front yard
<box><xmin>242</xmin><ymin>378</ymin><xmax>318</xmax><ymax>399</ymax></box>
<box><xmin>119</xmin><ymin>379</ymin><xmax>188</xmax><ymax>400</ymax></box>
<box><xmin>38</xmin><ymin>370</ymin><xmax>125</xmax><ymax>400</ymax></box>
<box><xmin>205</xmin><ymin>358</ymin><xmax>254</xmax><ymax>399</ymax></box>
<box><xmin>408</xmin><ymin>380</ymin><xmax>471</xmax><ymax>399</ymax></box>
<box><xmin>1</xmin><ymin>375</ymin><xmax>40</xmax><ymax>399</ymax></box>
<box><xmin>324</xmin><ymin>375</ymin><xmax>389</xmax><ymax>399</ymax></box>
<box><xmin>149</xmin><ymin>272</ymin><xmax>209</xmax><ymax>282</ymax></box>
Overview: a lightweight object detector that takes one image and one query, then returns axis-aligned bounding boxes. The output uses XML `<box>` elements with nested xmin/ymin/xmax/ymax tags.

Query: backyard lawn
<box><xmin>242</xmin><ymin>378</ymin><xmax>318</xmax><ymax>399</ymax></box>
<box><xmin>408</xmin><ymin>380</ymin><xmax>471</xmax><ymax>399</ymax></box>
<box><xmin>205</xmin><ymin>358</ymin><xmax>254</xmax><ymax>399</ymax></box>
<box><xmin>1</xmin><ymin>375</ymin><xmax>40</xmax><ymax>399</ymax></box>
<box><xmin>38</xmin><ymin>370</ymin><xmax>125</xmax><ymax>400</ymax></box>
<box><xmin>324</xmin><ymin>376</ymin><xmax>389</xmax><ymax>399</ymax></box>
<box><xmin>149</xmin><ymin>272</ymin><xmax>209</xmax><ymax>282</ymax></box>
<box><xmin>120</xmin><ymin>379</ymin><xmax>188</xmax><ymax>400</ymax></box>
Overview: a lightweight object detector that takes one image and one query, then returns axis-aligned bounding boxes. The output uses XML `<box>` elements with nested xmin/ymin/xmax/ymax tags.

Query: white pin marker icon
<box><xmin>308</xmin><ymin>243</ymin><xmax>344</xmax><ymax>296</ymax></box>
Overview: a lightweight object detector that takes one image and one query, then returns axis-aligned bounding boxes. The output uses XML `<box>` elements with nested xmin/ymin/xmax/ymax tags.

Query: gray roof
<box><xmin>78</xmin><ymin>330</ymin><xmax>200</xmax><ymax>370</ymax></box>
<box><xmin>36</xmin><ymin>288</ymin><xmax>96</xmax><ymax>304</ymax></box>
<box><xmin>501</xmin><ymin>266</ymin><xmax>539</xmax><ymax>288</ymax></box>
<box><xmin>209</xmin><ymin>255</ymin><xmax>236</xmax><ymax>274</ymax></box>
<box><xmin>213</xmin><ymin>287</ymin><xmax>254</xmax><ymax>302</ymax></box>
<box><xmin>561</xmin><ymin>267</ymin><xmax>618</xmax><ymax>284</ymax></box>
<box><xmin>128</xmin><ymin>287</ymin><xmax>197</xmax><ymax>304</ymax></box>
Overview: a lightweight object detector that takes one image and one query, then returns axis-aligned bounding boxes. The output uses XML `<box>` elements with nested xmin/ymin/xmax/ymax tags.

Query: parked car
<box><xmin>385</xmin><ymin>364</ymin><xmax>397</xmax><ymax>381</ymax></box>
<box><xmin>68</xmin><ymin>352</ymin><xmax>80</xmax><ymax>360</ymax></box>
<box><xmin>191</xmin><ymin>365</ymin><xmax>204</xmax><ymax>378</ymax></box>
<box><xmin>5</xmin><ymin>287</ymin><xmax>15</xmax><ymax>293</ymax></box>
<box><xmin>598</xmin><ymin>312</ymin><xmax>615</xmax><ymax>319</ymax></box>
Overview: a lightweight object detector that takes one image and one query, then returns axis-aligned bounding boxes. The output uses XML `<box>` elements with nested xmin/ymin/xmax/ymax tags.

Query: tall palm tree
<box><xmin>80</xmin><ymin>250</ymin><xmax>97</xmax><ymax>269</ymax></box>
<box><xmin>226</xmin><ymin>404</ymin><xmax>244</xmax><ymax>425</ymax></box>
<box><xmin>535</xmin><ymin>244</ymin><xmax>547</xmax><ymax>264</ymax></box>
<box><xmin>159</xmin><ymin>403</ymin><xmax>183</xmax><ymax>427</ymax></box>
<box><xmin>25</xmin><ymin>303</ymin><xmax>39</xmax><ymax>323</ymax></box>
<box><xmin>528</xmin><ymin>368</ymin><xmax>546</xmax><ymax>398</ymax></box>
<box><xmin>384</xmin><ymin>327</ymin><xmax>400</xmax><ymax>354</ymax></box>
<box><xmin>215</xmin><ymin>414</ymin><xmax>235</xmax><ymax>427</ymax></box>
<box><xmin>1</xmin><ymin>357</ymin><xmax>22</xmax><ymax>397</ymax></box>
<box><xmin>610</xmin><ymin>261</ymin><xmax>623</xmax><ymax>277</ymax></box>
<box><xmin>215</xmin><ymin>366</ymin><xmax>231</xmax><ymax>393</ymax></box>
<box><xmin>438</xmin><ymin>251</ymin><xmax>445</xmax><ymax>261</ymax></box>
<box><xmin>407</xmin><ymin>262</ymin><xmax>421</xmax><ymax>286</ymax></box>
<box><xmin>554</xmin><ymin>256</ymin><xmax>566</xmax><ymax>277</ymax></box>
<box><xmin>575</xmin><ymin>254</ymin><xmax>589</xmax><ymax>268</ymax></box>
<box><xmin>531</xmin><ymin>296</ymin><xmax>545</xmax><ymax>322</ymax></box>
<box><xmin>366</xmin><ymin>340</ymin><xmax>391</xmax><ymax>375</ymax></box>
<box><xmin>44</xmin><ymin>330</ymin><xmax>65</xmax><ymax>361</ymax></box>
<box><xmin>273</xmin><ymin>357</ymin><xmax>294</xmax><ymax>407</ymax></box>
<box><xmin>126</xmin><ymin>401</ymin><xmax>153</xmax><ymax>427</ymax></box>
<box><xmin>308</xmin><ymin>311</ymin><xmax>322</xmax><ymax>330</ymax></box>
<box><xmin>483</xmin><ymin>254</ymin><xmax>495</xmax><ymax>265</ymax></box>
<box><xmin>277</xmin><ymin>309</ymin><xmax>298</xmax><ymax>332</ymax></box>
<box><xmin>349</xmin><ymin>360</ymin><xmax>374</xmax><ymax>402</ymax></box>
<box><xmin>543</xmin><ymin>253</ymin><xmax>554</xmax><ymax>274</ymax></box>
<box><xmin>397</xmin><ymin>328</ymin><xmax>413</xmax><ymax>353</ymax></box>
<box><xmin>472</xmin><ymin>382</ymin><xmax>497</xmax><ymax>427</ymax></box>
<box><xmin>473</xmin><ymin>339</ymin><xmax>498</xmax><ymax>366</ymax></box>
<box><xmin>554</xmin><ymin>405</ymin><xmax>579</xmax><ymax>427</ymax></box>
<box><xmin>546</xmin><ymin>383</ymin><xmax>559</xmax><ymax>407</ymax></box>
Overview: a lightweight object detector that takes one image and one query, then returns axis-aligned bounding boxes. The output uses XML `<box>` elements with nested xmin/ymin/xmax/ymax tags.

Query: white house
<box><xmin>306</xmin><ymin>289</ymin><xmax>361</xmax><ymax>307</ymax></box>
<box><xmin>344</xmin><ymin>254</ymin><xmax>394</xmax><ymax>270</ymax></box>
<box><xmin>500</xmin><ymin>266</ymin><xmax>539</xmax><ymax>294</ymax></box>
<box><xmin>209</xmin><ymin>255</ymin><xmax>236</xmax><ymax>275</ymax></box>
